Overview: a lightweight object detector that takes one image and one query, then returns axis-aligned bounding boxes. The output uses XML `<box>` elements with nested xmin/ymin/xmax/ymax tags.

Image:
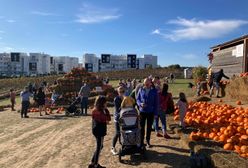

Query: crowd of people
<box><xmin>8</xmin><ymin>69</ymin><xmax>230</xmax><ymax>168</ymax></box>
<box><xmin>89</xmin><ymin>76</ymin><xmax>188</xmax><ymax>168</ymax></box>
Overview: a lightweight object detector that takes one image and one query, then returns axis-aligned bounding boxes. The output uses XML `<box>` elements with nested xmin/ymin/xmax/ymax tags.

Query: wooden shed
<box><xmin>210</xmin><ymin>35</ymin><xmax>248</xmax><ymax>77</ymax></box>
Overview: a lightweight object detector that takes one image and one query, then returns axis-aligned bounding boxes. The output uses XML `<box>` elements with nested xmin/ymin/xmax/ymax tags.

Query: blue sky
<box><xmin>0</xmin><ymin>0</ymin><xmax>248</xmax><ymax>66</ymax></box>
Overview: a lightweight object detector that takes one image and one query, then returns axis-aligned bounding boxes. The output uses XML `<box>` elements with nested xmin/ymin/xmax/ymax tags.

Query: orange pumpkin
<box><xmin>223</xmin><ymin>143</ymin><xmax>233</xmax><ymax>150</ymax></box>
<box><xmin>240</xmin><ymin>145</ymin><xmax>248</xmax><ymax>154</ymax></box>
<box><xmin>236</xmin><ymin>100</ymin><xmax>242</xmax><ymax>105</ymax></box>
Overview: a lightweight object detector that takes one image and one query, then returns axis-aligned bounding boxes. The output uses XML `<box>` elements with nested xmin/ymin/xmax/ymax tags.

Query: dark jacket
<box><xmin>213</xmin><ymin>71</ymin><xmax>229</xmax><ymax>83</ymax></box>
<box><xmin>114</xmin><ymin>96</ymin><xmax>123</xmax><ymax>122</ymax></box>
<box><xmin>136</xmin><ymin>87</ymin><xmax>158</xmax><ymax>115</ymax></box>
<box><xmin>36</xmin><ymin>91</ymin><xmax>46</xmax><ymax>105</ymax></box>
<box><xmin>92</xmin><ymin>108</ymin><xmax>111</xmax><ymax>137</ymax></box>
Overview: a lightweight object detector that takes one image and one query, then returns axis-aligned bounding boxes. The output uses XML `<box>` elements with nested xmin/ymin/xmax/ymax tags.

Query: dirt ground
<box><xmin>0</xmin><ymin>106</ymin><xmax>191</xmax><ymax>168</ymax></box>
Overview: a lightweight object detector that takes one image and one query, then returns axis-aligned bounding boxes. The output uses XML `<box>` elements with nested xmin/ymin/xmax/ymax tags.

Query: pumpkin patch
<box><xmin>184</xmin><ymin>101</ymin><xmax>248</xmax><ymax>158</ymax></box>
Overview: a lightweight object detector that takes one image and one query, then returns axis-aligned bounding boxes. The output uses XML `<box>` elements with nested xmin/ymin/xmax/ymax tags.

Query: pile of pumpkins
<box><xmin>239</xmin><ymin>72</ymin><xmax>248</xmax><ymax>77</ymax></box>
<box><xmin>174</xmin><ymin>101</ymin><xmax>248</xmax><ymax>158</ymax></box>
<box><xmin>28</xmin><ymin>107</ymin><xmax>64</xmax><ymax>113</ymax></box>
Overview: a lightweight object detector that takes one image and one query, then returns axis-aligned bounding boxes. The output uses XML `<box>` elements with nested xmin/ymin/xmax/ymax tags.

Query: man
<box><xmin>79</xmin><ymin>81</ymin><xmax>91</xmax><ymax>115</ymax></box>
<box><xmin>210</xmin><ymin>69</ymin><xmax>229</xmax><ymax>98</ymax></box>
<box><xmin>137</xmin><ymin>78</ymin><xmax>158</xmax><ymax>148</ymax></box>
<box><xmin>20</xmin><ymin>86</ymin><xmax>33</xmax><ymax>118</ymax></box>
<box><xmin>170</xmin><ymin>73</ymin><xmax>175</xmax><ymax>83</ymax></box>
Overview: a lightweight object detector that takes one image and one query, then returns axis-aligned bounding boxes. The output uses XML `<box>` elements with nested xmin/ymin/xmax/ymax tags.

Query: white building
<box><xmin>9</xmin><ymin>52</ymin><xmax>29</xmax><ymax>76</ymax></box>
<box><xmin>83</xmin><ymin>53</ymin><xmax>99</xmax><ymax>72</ymax></box>
<box><xmin>54</xmin><ymin>56</ymin><xmax>79</xmax><ymax>73</ymax></box>
<box><xmin>143</xmin><ymin>54</ymin><xmax>158</xmax><ymax>68</ymax></box>
<box><xmin>82</xmin><ymin>53</ymin><xmax>157</xmax><ymax>72</ymax></box>
<box><xmin>100</xmin><ymin>54</ymin><xmax>129</xmax><ymax>72</ymax></box>
<box><xmin>0</xmin><ymin>53</ymin><xmax>11</xmax><ymax>76</ymax></box>
<box><xmin>29</xmin><ymin>53</ymin><xmax>51</xmax><ymax>75</ymax></box>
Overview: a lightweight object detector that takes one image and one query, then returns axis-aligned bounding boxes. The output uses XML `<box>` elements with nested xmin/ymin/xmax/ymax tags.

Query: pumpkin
<box><xmin>223</xmin><ymin>143</ymin><xmax>233</xmax><ymax>150</ymax></box>
<box><xmin>240</xmin><ymin>145</ymin><xmax>248</xmax><ymax>154</ymax></box>
<box><xmin>236</xmin><ymin>100</ymin><xmax>242</xmax><ymax>105</ymax></box>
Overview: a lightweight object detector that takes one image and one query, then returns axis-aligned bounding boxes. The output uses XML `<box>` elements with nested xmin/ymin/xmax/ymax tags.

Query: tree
<box><xmin>168</xmin><ymin>64</ymin><xmax>181</xmax><ymax>69</ymax></box>
<box><xmin>192</xmin><ymin>66</ymin><xmax>208</xmax><ymax>82</ymax></box>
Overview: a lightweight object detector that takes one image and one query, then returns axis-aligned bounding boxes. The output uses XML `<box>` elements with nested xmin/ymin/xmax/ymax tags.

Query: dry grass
<box><xmin>226</xmin><ymin>76</ymin><xmax>248</xmax><ymax>102</ymax></box>
<box><xmin>0</xmin><ymin>107</ymin><xmax>191</xmax><ymax>168</ymax></box>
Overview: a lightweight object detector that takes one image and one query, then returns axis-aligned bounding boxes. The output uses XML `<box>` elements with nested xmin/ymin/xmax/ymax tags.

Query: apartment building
<box><xmin>83</xmin><ymin>53</ymin><xmax>157</xmax><ymax>72</ymax></box>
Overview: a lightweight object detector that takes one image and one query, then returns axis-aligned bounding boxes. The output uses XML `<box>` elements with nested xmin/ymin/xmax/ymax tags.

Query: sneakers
<box><xmin>146</xmin><ymin>141</ymin><xmax>152</xmax><ymax>148</ymax></box>
<box><xmin>163</xmin><ymin>133</ymin><xmax>171</xmax><ymax>139</ymax></box>
<box><xmin>111</xmin><ymin>147</ymin><xmax>118</xmax><ymax>155</ymax></box>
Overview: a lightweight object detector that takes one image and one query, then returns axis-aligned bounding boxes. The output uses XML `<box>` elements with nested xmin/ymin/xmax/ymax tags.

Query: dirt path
<box><xmin>0</xmin><ymin>108</ymin><xmax>191</xmax><ymax>168</ymax></box>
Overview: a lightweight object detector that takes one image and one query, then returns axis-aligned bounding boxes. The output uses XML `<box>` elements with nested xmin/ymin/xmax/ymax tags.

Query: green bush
<box><xmin>192</xmin><ymin>66</ymin><xmax>208</xmax><ymax>82</ymax></box>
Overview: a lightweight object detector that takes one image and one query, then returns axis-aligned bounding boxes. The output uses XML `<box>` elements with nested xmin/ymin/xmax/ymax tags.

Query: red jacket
<box><xmin>159</xmin><ymin>92</ymin><xmax>172</xmax><ymax>112</ymax></box>
<box><xmin>92</xmin><ymin>108</ymin><xmax>111</xmax><ymax>123</ymax></box>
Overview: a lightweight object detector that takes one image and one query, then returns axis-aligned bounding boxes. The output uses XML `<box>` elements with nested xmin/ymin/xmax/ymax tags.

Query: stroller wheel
<box><xmin>65</xmin><ymin>110</ymin><xmax>70</xmax><ymax>116</ymax></box>
<box><xmin>118</xmin><ymin>149</ymin><xmax>122</xmax><ymax>163</ymax></box>
<box><xmin>74</xmin><ymin>110</ymin><xmax>80</xmax><ymax>116</ymax></box>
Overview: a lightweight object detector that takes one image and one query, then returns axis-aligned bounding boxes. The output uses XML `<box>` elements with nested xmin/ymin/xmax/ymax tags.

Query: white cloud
<box><xmin>76</xmin><ymin>3</ymin><xmax>121</xmax><ymax>24</ymax></box>
<box><xmin>6</xmin><ymin>19</ymin><xmax>16</xmax><ymax>23</ymax></box>
<box><xmin>153</xmin><ymin>17</ymin><xmax>248</xmax><ymax>41</ymax></box>
<box><xmin>1</xmin><ymin>46</ymin><xmax>14</xmax><ymax>51</ymax></box>
<box><xmin>182</xmin><ymin>54</ymin><xmax>198</xmax><ymax>60</ymax></box>
<box><xmin>151</xmin><ymin>29</ymin><xmax>160</xmax><ymax>35</ymax></box>
<box><xmin>31</xmin><ymin>11</ymin><xmax>59</xmax><ymax>16</ymax></box>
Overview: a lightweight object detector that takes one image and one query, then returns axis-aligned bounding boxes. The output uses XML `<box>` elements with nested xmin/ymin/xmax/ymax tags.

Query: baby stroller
<box><xmin>118</xmin><ymin>107</ymin><xmax>146</xmax><ymax>162</ymax></box>
<box><xmin>65</xmin><ymin>97</ymin><xmax>81</xmax><ymax>116</ymax></box>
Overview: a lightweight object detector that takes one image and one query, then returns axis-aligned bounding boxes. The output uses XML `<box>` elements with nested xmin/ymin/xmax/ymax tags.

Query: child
<box><xmin>10</xmin><ymin>89</ymin><xmax>16</xmax><ymax>111</ymax></box>
<box><xmin>111</xmin><ymin>86</ymin><xmax>125</xmax><ymax>155</ymax></box>
<box><xmin>176</xmin><ymin>92</ymin><xmax>188</xmax><ymax>129</ymax></box>
<box><xmin>89</xmin><ymin>96</ymin><xmax>111</xmax><ymax>168</ymax></box>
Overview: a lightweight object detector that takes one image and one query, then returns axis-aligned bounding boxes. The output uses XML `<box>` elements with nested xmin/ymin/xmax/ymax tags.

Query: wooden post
<box><xmin>244</xmin><ymin>38</ymin><xmax>248</xmax><ymax>72</ymax></box>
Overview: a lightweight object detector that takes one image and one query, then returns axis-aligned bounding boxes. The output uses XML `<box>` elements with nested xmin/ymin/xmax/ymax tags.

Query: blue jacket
<box><xmin>136</xmin><ymin>87</ymin><xmax>158</xmax><ymax>115</ymax></box>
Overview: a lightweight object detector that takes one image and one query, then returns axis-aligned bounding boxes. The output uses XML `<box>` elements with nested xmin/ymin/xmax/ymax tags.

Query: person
<box><xmin>10</xmin><ymin>89</ymin><xmax>16</xmax><ymax>111</ymax></box>
<box><xmin>89</xmin><ymin>96</ymin><xmax>111</xmax><ymax>168</ymax></box>
<box><xmin>155</xmin><ymin>83</ymin><xmax>172</xmax><ymax>138</ymax></box>
<box><xmin>136</xmin><ymin>78</ymin><xmax>158</xmax><ymax>148</ymax></box>
<box><xmin>170</xmin><ymin>73</ymin><xmax>175</xmax><ymax>83</ymax></box>
<box><xmin>20</xmin><ymin>86</ymin><xmax>33</xmax><ymax>118</ymax></box>
<box><xmin>125</xmin><ymin>79</ymin><xmax>132</xmax><ymax>96</ymax></box>
<box><xmin>28</xmin><ymin>82</ymin><xmax>33</xmax><ymax>93</ymax></box>
<box><xmin>79</xmin><ymin>82</ymin><xmax>91</xmax><ymax>115</ymax></box>
<box><xmin>36</xmin><ymin>87</ymin><xmax>48</xmax><ymax>116</ymax></box>
<box><xmin>176</xmin><ymin>92</ymin><xmax>188</xmax><ymax>129</ymax></box>
<box><xmin>111</xmin><ymin>86</ymin><xmax>125</xmax><ymax>155</ymax></box>
<box><xmin>210</xmin><ymin>69</ymin><xmax>230</xmax><ymax>98</ymax></box>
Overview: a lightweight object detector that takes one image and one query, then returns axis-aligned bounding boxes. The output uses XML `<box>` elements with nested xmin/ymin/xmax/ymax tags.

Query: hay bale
<box><xmin>193</xmin><ymin>96</ymin><xmax>211</xmax><ymax>102</ymax></box>
<box><xmin>226</xmin><ymin>76</ymin><xmax>248</xmax><ymax>102</ymax></box>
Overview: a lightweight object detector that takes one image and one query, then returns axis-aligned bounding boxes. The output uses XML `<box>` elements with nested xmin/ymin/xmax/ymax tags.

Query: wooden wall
<box><xmin>212</xmin><ymin>45</ymin><xmax>244</xmax><ymax>77</ymax></box>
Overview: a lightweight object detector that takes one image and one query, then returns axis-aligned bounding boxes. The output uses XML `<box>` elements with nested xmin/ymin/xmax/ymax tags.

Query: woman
<box><xmin>155</xmin><ymin>83</ymin><xmax>172</xmax><ymax>139</ymax></box>
<box><xmin>111</xmin><ymin>86</ymin><xmax>125</xmax><ymax>155</ymax></box>
<box><xmin>89</xmin><ymin>96</ymin><xmax>111</xmax><ymax>168</ymax></box>
<box><xmin>36</xmin><ymin>87</ymin><xmax>48</xmax><ymax>116</ymax></box>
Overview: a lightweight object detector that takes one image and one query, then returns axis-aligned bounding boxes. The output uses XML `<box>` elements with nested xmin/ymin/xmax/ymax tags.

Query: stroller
<box><xmin>118</xmin><ymin>107</ymin><xmax>146</xmax><ymax>162</ymax></box>
<box><xmin>65</xmin><ymin>97</ymin><xmax>81</xmax><ymax>116</ymax></box>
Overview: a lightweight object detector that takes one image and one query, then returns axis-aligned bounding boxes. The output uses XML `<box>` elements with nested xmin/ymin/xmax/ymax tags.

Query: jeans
<box><xmin>91</xmin><ymin>136</ymin><xmax>104</xmax><ymax>165</ymax></box>
<box><xmin>154</xmin><ymin>110</ymin><xmax>167</xmax><ymax>132</ymax></box>
<box><xmin>81</xmin><ymin>97</ymin><xmax>89</xmax><ymax>115</ymax></box>
<box><xmin>140</xmin><ymin>113</ymin><xmax>154</xmax><ymax>146</ymax></box>
<box><xmin>112</xmin><ymin>122</ymin><xmax>120</xmax><ymax>148</ymax></box>
<box><xmin>210</xmin><ymin>82</ymin><xmax>220</xmax><ymax>97</ymax></box>
<box><xmin>21</xmin><ymin>101</ymin><xmax>30</xmax><ymax>117</ymax></box>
